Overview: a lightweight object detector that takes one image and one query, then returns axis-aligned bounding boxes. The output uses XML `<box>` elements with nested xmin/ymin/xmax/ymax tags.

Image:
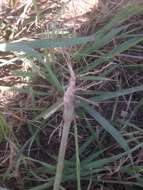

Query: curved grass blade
<box><xmin>81</xmin><ymin>102</ymin><xmax>130</xmax><ymax>154</ymax></box>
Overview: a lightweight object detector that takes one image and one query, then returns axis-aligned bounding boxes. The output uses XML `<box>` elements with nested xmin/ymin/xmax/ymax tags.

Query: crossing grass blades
<box><xmin>1</xmin><ymin>3</ymin><xmax>143</xmax><ymax>190</ymax></box>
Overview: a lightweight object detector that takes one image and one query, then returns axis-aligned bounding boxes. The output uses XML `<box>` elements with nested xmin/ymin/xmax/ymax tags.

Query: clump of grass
<box><xmin>0</xmin><ymin>2</ymin><xmax>143</xmax><ymax>190</ymax></box>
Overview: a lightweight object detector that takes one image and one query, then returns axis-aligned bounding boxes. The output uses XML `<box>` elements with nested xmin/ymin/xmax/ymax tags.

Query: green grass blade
<box><xmin>90</xmin><ymin>85</ymin><xmax>143</xmax><ymax>102</ymax></box>
<box><xmin>0</xmin><ymin>36</ymin><xmax>95</xmax><ymax>52</ymax></box>
<box><xmin>76</xmin><ymin>27</ymin><xmax>123</xmax><ymax>59</ymax></box>
<box><xmin>0</xmin><ymin>113</ymin><xmax>10</xmax><ymax>143</ymax></box>
<box><xmin>99</xmin><ymin>4</ymin><xmax>143</xmax><ymax>34</ymax></box>
<box><xmin>0</xmin><ymin>43</ymin><xmax>63</xmax><ymax>93</ymax></box>
<box><xmin>29</xmin><ymin>142</ymin><xmax>143</xmax><ymax>189</ymax></box>
<box><xmin>81</xmin><ymin>142</ymin><xmax>143</xmax><ymax>171</ymax></box>
<box><xmin>81</xmin><ymin>37</ymin><xmax>143</xmax><ymax>72</ymax></box>
<box><xmin>81</xmin><ymin>102</ymin><xmax>130</xmax><ymax>153</ymax></box>
<box><xmin>75</xmin><ymin>4</ymin><xmax>143</xmax><ymax>61</ymax></box>
<box><xmin>26</xmin><ymin>157</ymin><xmax>56</xmax><ymax>174</ymax></box>
<box><xmin>74</xmin><ymin>123</ymin><xmax>81</xmax><ymax>190</ymax></box>
<box><xmin>34</xmin><ymin>99</ymin><xmax>63</xmax><ymax>120</ymax></box>
<box><xmin>78</xmin><ymin>136</ymin><xmax>96</xmax><ymax>156</ymax></box>
<box><xmin>30</xmin><ymin>181</ymin><xmax>53</xmax><ymax>190</ymax></box>
<box><xmin>80</xmin><ymin>76</ymin><xmax>110</xmax><ymax>81</ymax></box>
<box><xmin>81</xmin><ymin>147</ymin><xmax>111</xmax><ymax>165</ymax></box>
<box><xmin>13</xmin><ymin>70</ymin><xmax>34</xmax><ymax>78</ymax></box>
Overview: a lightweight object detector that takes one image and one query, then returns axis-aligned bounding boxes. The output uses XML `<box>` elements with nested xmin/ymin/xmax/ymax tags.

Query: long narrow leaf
<box><xmin>34</xmin><ymin>99</ymin><xmax>63</xmax><ymax>120</ymax></box>
<box><xmin>81</xmin><ymin>102</ymin><xmax>130</xmax><ymax>153</ymax></box>
<box><xmin>90</xmin><ymin>85</ymin><xmax>143</xmax><ymax>102</ymax></box>
<box><xmin>0</xmin><ymin>36</ymin><xmax>96</xmax><ymax>52</ymax></box>
<box><xmin>74</xmin><ymin>124</ymin><xmax>81</xmax><ymax>190</ymax></box>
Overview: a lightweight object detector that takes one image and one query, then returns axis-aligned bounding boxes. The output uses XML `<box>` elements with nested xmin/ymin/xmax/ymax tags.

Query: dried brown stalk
<box><xmin>53</xmin><ymin>51</ymin><xmax>76</xmax><ymax>190</ymax></box>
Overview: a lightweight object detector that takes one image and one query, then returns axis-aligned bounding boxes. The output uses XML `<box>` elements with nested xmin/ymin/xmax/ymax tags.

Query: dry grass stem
<box><xmin>53</xmin><ymin>51</ymin><xmax>76</xmax><ymax>190</ymax></box>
